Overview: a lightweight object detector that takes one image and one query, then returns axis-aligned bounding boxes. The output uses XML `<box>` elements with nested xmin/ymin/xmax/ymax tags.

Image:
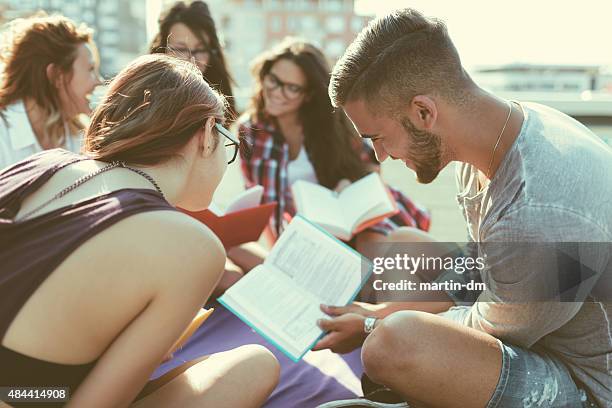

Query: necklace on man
<box><xmin>486</xmin><ymin>101</ymin><xmax>513</xmax><ymax>179</ymax></box>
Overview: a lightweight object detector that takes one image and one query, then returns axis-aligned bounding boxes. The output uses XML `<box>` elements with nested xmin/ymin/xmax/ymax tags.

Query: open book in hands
<box><xmin>218</xmin><ymin>216</ymin><xmax>372</xmax><ymax>362</ymax></box>
<box><xmin>181</xmin><ymin>186</ymin><xmax>276</xmax><ymax>248</ymax></box>
<box><xmin>292</xmin><ymin>173</ymin><xmax>398</xmax><ymax>241</ymax></box>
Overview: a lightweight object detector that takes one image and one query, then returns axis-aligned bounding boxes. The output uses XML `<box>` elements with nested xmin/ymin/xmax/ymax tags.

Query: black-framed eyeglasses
<box><xmin>169</xmin><ymin>46</ymin><xmax>216</xmax><ymax>61</ymax></box>
<box><xmin>262</xmin><ymin>72</ymin><xmax>306</xmax><ymax>100</ymax></box>
<box><xmin>214</xmin><ymin>123</ymin><xmax>240</xmax><ymax>164</ymax></box>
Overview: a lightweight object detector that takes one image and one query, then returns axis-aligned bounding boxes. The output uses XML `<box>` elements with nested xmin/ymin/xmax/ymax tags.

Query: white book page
<box><xmin>267</xmin><ymin>216</ymin><xmax>364</xmax><ymax>305</ymax></box>
<box><xmin>221</xmin><ymin>264</ymin><xmax>326</xmax><ymax>358</ymax></box>
<box><xmin>292</xmin><ymin>181</ymin><xmax>347</xmax><ymax>232</ymax></box>
<box><xmin>339</xmin><ymin>173</ymin><xmax>393</xmax><ymax>230</ymax></box>
<box><xmin>207</xmin><ymin>202</ymin><xmax>224</xmax><ymax>216</ymax></box>
<box><xmin>219</xmin><ymin>217</ymin><xmax>368</xmax><ymax>358</ymax></box>
<box><xmin>354</xmin><ymin>203</ymin><xmax>392</xmax><ymax>227</ymax></box>
<box><xmin>225</xmin><ymin>185</ymin><xmax>264</xmax><ymax>213</ymax></box>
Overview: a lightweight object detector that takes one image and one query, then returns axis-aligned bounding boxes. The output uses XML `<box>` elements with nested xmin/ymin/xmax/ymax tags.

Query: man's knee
<box><xmin>361</xmin><ymin>311</ymin><xmax>429</xmax><ymax>384</ymax></box>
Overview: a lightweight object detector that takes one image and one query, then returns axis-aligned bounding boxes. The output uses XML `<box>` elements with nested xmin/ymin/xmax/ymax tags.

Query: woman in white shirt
<box><xmin>0</xmin><ymin>14</ymin><xmax>103</xmax><ymax>170</ymax></box>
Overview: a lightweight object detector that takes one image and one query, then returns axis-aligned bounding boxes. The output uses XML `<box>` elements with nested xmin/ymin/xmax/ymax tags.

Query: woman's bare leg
<box><xmin>132</xmin><ymin>344</ymin><xmax>280</xmax><ymax>408</ymax></box>
<box><xmin>212</xmin><ymin>258</ymin><xmax>245</xmax><ymax>298</ymax></box>
<box><xmin>213</xmin><ymin>243</ymin><xmax>269</xmax><ymax>297</ymax></box>
<box><xmin>227</xmin><ymin>242</ymin><xmax>268</xmax><ymax>272</ymax></box>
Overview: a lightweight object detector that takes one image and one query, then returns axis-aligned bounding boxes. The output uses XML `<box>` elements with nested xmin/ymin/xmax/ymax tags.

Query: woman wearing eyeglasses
<box><xmin>239</xmin><ymin>38</ymin><xmax>431</xmax><ymax>254</ymax></box>
<box><xmin>0</xmin><ymin>54</ymin><xmax>278</xmax><ymax>407</ymax></box>
<box><xmin>150</xmin><ymin>1</ymin><xmax>236</xmax><ymax>123</ymax></box>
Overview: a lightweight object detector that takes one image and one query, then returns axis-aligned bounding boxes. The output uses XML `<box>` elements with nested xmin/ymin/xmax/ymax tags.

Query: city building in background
<box><xmin>1</xmin><ymin>0</ymin><xmax>372</xmax><ymax>110</ymax></box>
<box><xmin>155</xmin><ymin>0</ymin><xmax>372</xmax><ymax>110</ymax></box>
<box><xmin>1</xmin><ymin>0</ymin><xmax>147</xmax><ymax>77</ymax></box>
<box><xmin>0</xmin><ymin>0</ymin><xmax>610</xmax><ymax>143</ymax></box>
<box><xmin>472</xmin><ymin>64</ymin><xmax>612</xmax><ymax>121</ymax></box>
<box><xmin>473</xmin><ymin>64</ymin><xmax>612</xmax><ymax>93</ymax></box>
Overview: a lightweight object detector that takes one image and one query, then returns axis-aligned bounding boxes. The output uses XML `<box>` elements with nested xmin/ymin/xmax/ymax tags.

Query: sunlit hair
<box><xmin>0</xmin><ymin>14</ymin><xmax>95</xmax><ymax>148</ymax></box>
<box><xmin>247</xmin><ymin>37</ymin><xmax>369</xmax><ymax>189</ymax></box>
<box><xmin>149</xmin><ymin>1</ymin><xmax>235</xmax><ymax>122</ymax></box>
<box><xmin>330</xmin><ymin>8</ymin><xmax>473</xmax><ymax>115</ymax></box>
<box><xmin>84</xmin><ymin>54</ymin><xmax>226</xmax><ymax>166</ymax></box>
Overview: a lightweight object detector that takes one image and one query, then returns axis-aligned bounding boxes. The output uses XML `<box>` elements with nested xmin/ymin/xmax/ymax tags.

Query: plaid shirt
<box><xmin>238</xmin><ymin>115</ymin><xmax>431</xmax><ymax>237</ymax></box>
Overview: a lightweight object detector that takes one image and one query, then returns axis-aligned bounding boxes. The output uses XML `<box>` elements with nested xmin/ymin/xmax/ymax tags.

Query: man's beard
<box><xmin>400</xmin><ymin>117</ymin><xmax>443</xmax><ymax>184</ymax></box>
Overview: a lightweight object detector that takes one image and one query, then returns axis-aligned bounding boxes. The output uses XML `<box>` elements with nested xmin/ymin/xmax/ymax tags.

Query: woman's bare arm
<box><xmin>67</xmin><ymin>214</ymin><xmax>225</xmax><ymax>407</ymax></box>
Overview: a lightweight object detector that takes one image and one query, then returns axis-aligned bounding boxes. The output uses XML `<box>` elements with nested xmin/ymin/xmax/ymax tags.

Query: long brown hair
<box><xmin>0</xmin><ymin>14</ymin><xmax>94</xmax><ymax>148</ymax></box>
<box><xmin>84</xmin><ymin>54</ymin><xmax>226</xmax><ymax>166</ymax></box>
<box><xmin>149</xmin><ymin>1</ymin><xmax>236</xmax><ymax>122</ymax></box>
<box><xmin>248</xmin><ymin>38</ymin><xmax>369</xmax><ymax>189</ymax></box>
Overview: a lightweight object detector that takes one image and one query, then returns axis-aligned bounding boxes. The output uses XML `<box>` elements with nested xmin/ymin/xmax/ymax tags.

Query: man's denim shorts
<box><xmin>487</xmin><ymin>339</ymin><xmax>600</xmax><ymax>408</ymax></box>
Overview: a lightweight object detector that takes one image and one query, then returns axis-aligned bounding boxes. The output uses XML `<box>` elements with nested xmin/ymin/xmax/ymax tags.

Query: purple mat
<box><xmin>152</xmin><ymin>302</ymin><xmax>364</xmax><ymax>407</ymax></box>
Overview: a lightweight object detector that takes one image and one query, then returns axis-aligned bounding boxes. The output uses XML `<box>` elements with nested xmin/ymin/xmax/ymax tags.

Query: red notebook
<box><xmin>181</xmin><ymin>186</ymin><xmax>276</xmax><ymax>248</ymax></box>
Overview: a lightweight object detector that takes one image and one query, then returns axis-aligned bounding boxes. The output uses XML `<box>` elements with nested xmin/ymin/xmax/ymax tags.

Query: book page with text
<box><xmin>267</xmin><ymin>216</ymin><xmax>364</xmax><ymax>305</ymax></box>
<box><xmin>219</xmin><ymin>216</ymin><xmax>371</xmax><ymax>360</ymax></box>
<box><xmin>222</xmin><ymin>265</ymin><xmax>325</xmax><ymax>358</ymax></box>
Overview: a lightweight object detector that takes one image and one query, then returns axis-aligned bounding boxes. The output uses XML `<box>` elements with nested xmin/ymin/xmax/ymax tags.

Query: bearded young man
<box><xmin>313</xmin><ymin>8</ymin><xmax>611</xmax><ymax>408</ymax></box>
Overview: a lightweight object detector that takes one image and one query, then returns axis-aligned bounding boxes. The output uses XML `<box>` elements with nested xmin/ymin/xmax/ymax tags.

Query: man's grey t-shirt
<box><xmin>441</xmin><ymin>102</ymin><xmax>611</xmax><ymax>406</ymax></box>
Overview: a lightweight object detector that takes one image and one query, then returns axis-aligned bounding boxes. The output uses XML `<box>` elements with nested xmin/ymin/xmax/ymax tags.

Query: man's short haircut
<box><xmin>329</xmin><ymin>8</ymin><xmax>471</xmax><ymax>115</ymax></box>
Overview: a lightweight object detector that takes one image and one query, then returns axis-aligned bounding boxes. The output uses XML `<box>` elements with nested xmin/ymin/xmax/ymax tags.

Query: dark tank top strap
<box><xmin>0</xmin><ymin>149</ymin><xmax>87</xmax><ymax>220</ymax></box>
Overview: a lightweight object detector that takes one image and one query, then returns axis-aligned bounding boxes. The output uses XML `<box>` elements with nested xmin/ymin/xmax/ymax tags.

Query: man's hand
<box><xmin>312</xmin><ymin>313</ymin><xmax>367</xmax><ymax>354</ymax></box>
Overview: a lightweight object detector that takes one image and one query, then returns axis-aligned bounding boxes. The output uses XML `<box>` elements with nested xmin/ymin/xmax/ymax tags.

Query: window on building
<box><xmin>351</xmin><ymin>16</ymin><xmax>364</xmax><ymax>32</ymax></box>
<box><xmin>270</xmin><ymin>15</ymin><xmax>282</xmax><ymax>32</ymax></box>
<box><xmin>99</xmin><ymin>1</ymin><xmax>118</xmax><ymax>13</ymax></box>
<box><xmin>325</xmin><ymin>15</ymin><xmax>345</xmax><ymax>33</ymax></box>
<box><xmin>321</xmin><ymin>0</ymin><xmax>344</xmax><ymax>12</ymax></box>
<box><xmin>99</xmin><ymin>15</ymin><xmax>119</xmax><ymax>29</ymax></box>
<box><xmin>326</xmin><ymin>39</ymin><xmax>345</xmax><ymax>59</ymax></box>
<box><xmin>297</xmin><ymin>0</ymin><xmax>312</xmax><ymax>10</ymax></box>
<box><xmin>301</xmin><ymin>15</ymin><xmax>318</xmax><ymax>30</ymax></box>
<box><xmin>287</xmin><ymin>15</ymin><xmax>300</xmax><ymax>31</ymax></box>
<box><xmin>63</xmin><ymin>4</ymin><xmax>79</xmax><ymax>17</ymax></box>
<box><xmin>100</xmin><ymin>31</ymin><xmax>120</xmax><ymax>45</ymax></box>
<box><xmin>268</xmin><ymin>0</ymin><xmax>281</xmax><ymax>10</ymax></box>
<box><xmin>82</xmin><ymin>10</ymin><xmax>94</xmax><ymax>24</ymax></box>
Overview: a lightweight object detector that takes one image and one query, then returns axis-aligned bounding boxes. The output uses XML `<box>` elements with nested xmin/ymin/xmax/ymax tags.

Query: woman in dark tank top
<box><xmin>0</xmin><ymin>53</ymin><xmax>279</xmax><ymax>407</ymax></box>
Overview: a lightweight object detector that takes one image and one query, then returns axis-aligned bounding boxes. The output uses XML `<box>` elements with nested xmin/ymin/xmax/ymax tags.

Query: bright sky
<box><xmin>355</xmin><ymin>0</ymin><xmax>612</xmax><ymax>69</ymax></box>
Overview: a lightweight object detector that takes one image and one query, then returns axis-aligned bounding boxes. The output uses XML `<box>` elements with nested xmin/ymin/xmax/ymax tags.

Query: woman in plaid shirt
<box><xmin>238</xmin><ymin>38</ymin><xmax>430</xmax><ymax>252</ymax></box>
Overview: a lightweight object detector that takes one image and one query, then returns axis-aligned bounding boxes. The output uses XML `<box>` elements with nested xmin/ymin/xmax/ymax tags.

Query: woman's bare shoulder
<box><xmin>83</xmin><ymin>209</ymin><xmax>225</xmax><ymax>286</ymax></box>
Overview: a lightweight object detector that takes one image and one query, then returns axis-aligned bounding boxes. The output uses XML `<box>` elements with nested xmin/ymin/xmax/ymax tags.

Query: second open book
<box><xmin>292</xmin><ymin>173</ymin><xmax>398</xmax><ymax>241</ymax></box>
<box><xmin>218</xmin><ymin>216</ymin><xmax>372</xmax><ymax>362</ymax></box>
